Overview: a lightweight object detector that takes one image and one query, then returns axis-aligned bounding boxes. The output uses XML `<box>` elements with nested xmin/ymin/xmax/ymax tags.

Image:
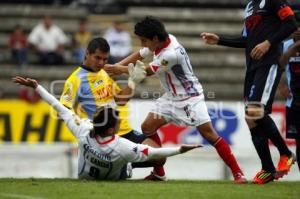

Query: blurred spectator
<box><xmin>28</xmin><ymin>15</ymin><xmax>68</xmax><ymax>65</ymax></box>
<box><xmin>8</xmin><ymin>25</ymin><xmax>28</xmax><ymax>66</ymax></box>
<box><xmin>72</xmin><ymin>19</ymin><xmax>92</xmax><ymax>63</ymax></box>
<box><xmin>104</xmin><ymin>20</ymin><xmax>132</xmax><ymax>64</ymax></box>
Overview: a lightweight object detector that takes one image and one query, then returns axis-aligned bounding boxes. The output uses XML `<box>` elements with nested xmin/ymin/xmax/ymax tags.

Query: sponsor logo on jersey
<box><xmin>62</xmin><ymin>86</ymin><xmax>72</xmax><ymax>102</ymax></box>
<box><xmin>161</xmin><ymin>59</ymin><xmax>169</xmax><ymax>66</ymax></box>
<box><xmin>289</xmin><ymin>56</ymin><xmax>300</xmax><ymax>62</ymax></box>
<box><xmin>94</xmin><ymin>80</ymin><xmax>103</xmax><ymax>87</ymax></box>
<box><xmin>133</xmin><ymin>146</ymin><xmax>138</xmax><ymax>153</ymax></box>
<box><xmin>141</xmin><ymin>148</ymin><xmax>149</xmax><ymax>156</ymax></box>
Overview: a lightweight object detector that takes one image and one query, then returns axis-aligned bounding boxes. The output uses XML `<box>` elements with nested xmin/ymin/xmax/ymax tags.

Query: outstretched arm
<box><xmin>12</xmin><ymin>77</ymin><xmax>69</xmax><ymax>115</ymax></box>
<box><xmin>145</xmin><ymin>144</ymin><xmax>202</xmax><ymax>160</ymax></box>
<box><xmin>121</xmin><ymin>137</ymin><xmax>202</xmax><ymax>163</ymax></box>
<box><xmin>12</xmin><ymin>76</ymin><xmax>92</xmax><ymax>138</ymax></box>
<box><xmin>201</xmin><ymin>32</ymin><xmax>247</xmax><ymax>48</ymax></box>
<box><xmin>104</xmin><ymin>51</ymin><xmax>142</xmax><ymax>75</ymax></box>
<box><xmin>278</xmin><ymin>76</ymin><xmax>292</xmax><ymax>99</ymax></box>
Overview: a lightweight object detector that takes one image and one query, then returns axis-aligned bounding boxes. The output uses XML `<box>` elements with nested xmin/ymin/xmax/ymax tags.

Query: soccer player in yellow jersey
<box><xmin>60</xmin><ymin>37</ymin><xmax>166</xmax><ymax>180</ymax></box>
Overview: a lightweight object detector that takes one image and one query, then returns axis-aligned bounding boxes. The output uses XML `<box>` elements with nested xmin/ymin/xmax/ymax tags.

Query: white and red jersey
<box><xmin>77</xmin><ymin>134</ymin><xmax>170</xmax><ymax>180</ymax></box>
<box><xmin>35</xmin><ymin>85</ymin><xmax>181</xmax><ymax>180</ymax></box>
<box><xmin>140</xmin><ymin>34</ymin><xmax>203</xmax><ymax>98</ymax></box>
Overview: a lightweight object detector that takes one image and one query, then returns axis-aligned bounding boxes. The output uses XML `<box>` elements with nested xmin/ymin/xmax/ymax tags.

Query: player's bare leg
<box><xmin>140</xmin><ymin>112</ymin><xmax>168</xmax><ymax>180</ymax></box>
<box><xmin>196</xmin><ymin>122</ymin><xmax>247</xmax><ymax>184</ymax></box>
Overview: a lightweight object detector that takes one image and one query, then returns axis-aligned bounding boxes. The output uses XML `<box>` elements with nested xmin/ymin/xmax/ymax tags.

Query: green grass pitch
<box><xmin>0</xmin><ymin>179</ymin><xmax>299</xmax><ymax>199</ymax></box>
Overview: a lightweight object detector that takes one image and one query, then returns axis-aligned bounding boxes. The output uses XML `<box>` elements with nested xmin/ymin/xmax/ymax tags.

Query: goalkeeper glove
<box><xmin>128</xmin><ymin>60</ymin><xmax>146</xmax><ymax>89</ymax></box>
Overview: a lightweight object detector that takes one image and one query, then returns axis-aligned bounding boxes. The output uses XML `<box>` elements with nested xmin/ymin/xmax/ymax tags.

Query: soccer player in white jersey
<box><xmin>104</xmin><ymin>16</ymin><xmax>246</xmax><ymax>183</ymax></box>
<box><xmin>12</xmin><ymin>76</ymin><xmax>201</xmax><ymax>180</ymax></box>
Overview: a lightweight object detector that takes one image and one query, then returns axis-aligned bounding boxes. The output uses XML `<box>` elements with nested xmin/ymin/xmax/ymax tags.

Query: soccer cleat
<box><xmin>233</xmin><ymin>172</ymin><xmax>247</xmax><ymax>184</ymax></box>
<box><xmin>144</xmin><ymin>171</ymin><xmax>167</xmax><ymax>181</ymax></box>
<box><xmin>252</xmin><ymin>170</ymin><xmax>275</xmax><ymax>184</ymax></box>
<box><xmin>276</xmin><ymin>153</ymin><xmax>296</xmax><ymax>179</ymax></box>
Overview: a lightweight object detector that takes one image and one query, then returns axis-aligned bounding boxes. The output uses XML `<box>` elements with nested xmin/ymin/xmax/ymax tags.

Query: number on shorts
<box><xmin>89</xmin><ymin>166</ymin><xmax>100</xmax><ymax>178</ymax></box>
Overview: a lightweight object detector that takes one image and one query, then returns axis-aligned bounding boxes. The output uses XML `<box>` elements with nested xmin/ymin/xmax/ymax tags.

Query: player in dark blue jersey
<box><xmin>279</xmin><ymin>11</ymin><xmax>300</xmax><ymax>172</ymax></box>
<box><xmin>201</xmin><ymin>0</ymin><xmax>297</xmax><ymax>184</ymax></box>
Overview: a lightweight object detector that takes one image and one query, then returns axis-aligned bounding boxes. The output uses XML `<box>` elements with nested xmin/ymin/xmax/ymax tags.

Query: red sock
<box><xmin>149</xmin><ymin>133</ymin><xmax>165</xmax><ymax>176</ymax></box>
<box><xmin>214</xmin><ymin>137</ymin><xmax>242</xmax><ymax>175</ymax></box>
<box><xmin>154</xmin><ymin>166</ymin><xmax>165</xmax><ymax>176</ymax></box>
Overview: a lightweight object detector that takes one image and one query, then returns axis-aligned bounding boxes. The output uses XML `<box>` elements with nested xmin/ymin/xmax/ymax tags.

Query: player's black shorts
<box><xmin>244</xmin><ymin>63</ymin><xmax>283</xmax><ymax>114</ymax></box>
<box><xmin>121</xmin><ymin>130</ymin><xmax>147</xmax><ymax>144</ymax></box>
<box><xmin>286</xmin><ymin>107</ymin><xmax>300</xmax><ymax>139</ymax></box>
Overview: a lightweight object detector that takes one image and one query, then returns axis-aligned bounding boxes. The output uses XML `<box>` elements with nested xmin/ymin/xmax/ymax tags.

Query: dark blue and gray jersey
<box><xmin>283</xmin><ymin>39</ymin><xmax>300</xmax><ymax>109</ymax></box>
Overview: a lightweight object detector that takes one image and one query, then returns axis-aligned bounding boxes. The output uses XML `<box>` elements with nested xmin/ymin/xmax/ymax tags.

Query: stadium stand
<box><xmin>2</xmin><ymin>1</ymin><xmax>298</xmax><ymax>100</ymax></box>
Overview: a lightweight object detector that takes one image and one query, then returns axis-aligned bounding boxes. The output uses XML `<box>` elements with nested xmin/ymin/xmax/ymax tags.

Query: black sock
<box><xmin>297</xmin><ymin>139</ymin><xmax>300</xmax><ymax>171</ymax></box>
<box><xmin>250</xmin><ymin>125</ymin><xmax>276</xmax><ymax>172</ymax></box>
<box><xmin>257</xmin><ymin>115</ymin><xmax>291</xmax><ymax>156</ymax></box>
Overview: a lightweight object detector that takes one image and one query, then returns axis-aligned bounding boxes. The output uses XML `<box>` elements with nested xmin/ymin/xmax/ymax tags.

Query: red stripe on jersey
<box><xmin>154</xmin><ymin>37</ymin><xmax>171</xmax><ymax>55</ymax></box>
<box><xmin>141</xmin><ymin>148</ymin><xmax>149</xmax><ymax>156</ymax></box>
<box><xmin>150</xmin><ymin>64</ymin><xmax>159</xmax><ymax>73</ymax></box>
<box><xmin>96</xmin><ymin>135</ymin><xmax>115</xmax><ymax>145</ymax></box>
<box><xmin>278</xmin><ymin>6</ymin><xmax>294</xmax><ymax>20</ymax></box>
<box><xmin>166</xmin><ymin>73</ymin><xmax>177</xmax><ymax>94</ymax></box>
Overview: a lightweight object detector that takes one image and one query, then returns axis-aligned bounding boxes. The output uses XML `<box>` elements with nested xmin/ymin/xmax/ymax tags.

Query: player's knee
<box><xmin>247</xmin><ymin>114</ymin><xmax>274</xmax><ymax>130</ymax></box>
<box><xmin>141</xmin><ymin>122</ymin><xmax>156</xmax><ymax>136</ymax></box>
<box><xmin>245</xmin><ymin>103</ymin><xmax>265</xmax><ymax>120</ymax></box>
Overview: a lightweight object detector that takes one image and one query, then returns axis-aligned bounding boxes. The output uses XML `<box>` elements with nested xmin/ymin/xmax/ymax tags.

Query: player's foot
<box><xmin>233</xmin><ymin>172</ymin><xmax>247</xmax><ymax>184</ymax></box>
<box><xmin>276</xmin><ymin>153</ymin><xmax>296</xmax><ymax>179</ymax></box>
<box><xmin>252</xmin><ymin>170</ymin><xmax>275</xmax><ymax>184</ymax></box>
<box><xmin>144</xmin><ymin>171</ymin><xmax>167</xmax><ymax>181</ymax></box>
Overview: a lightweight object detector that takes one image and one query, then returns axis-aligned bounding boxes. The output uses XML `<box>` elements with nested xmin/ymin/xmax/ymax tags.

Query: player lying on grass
<box><xmin>12</xmin><ymin>76</ymin><xmax>201</xmax><ymax>180</ymax></box>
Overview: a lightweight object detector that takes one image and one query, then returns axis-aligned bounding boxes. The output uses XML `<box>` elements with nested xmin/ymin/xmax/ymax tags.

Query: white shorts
<box><xmin>150</xmin><ymin>93</ymin><xmax>211</xmax><ymax>126</ymax></box>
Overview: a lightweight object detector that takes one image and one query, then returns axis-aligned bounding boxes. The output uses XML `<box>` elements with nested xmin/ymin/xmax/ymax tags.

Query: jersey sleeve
<box><xmin>139</xmin><ymin>47</ymin><xmax>153</xmax><ymax>59</ymax></box>
<box><xmin>267</xmin><ymin>0</ymin><xmax>296</xmax><ymax>45</ymax></box>
<box><xmin>118</xmin><ymin>138</ymin><xmax>181</xmax><ymax>163</ymax></box>
<box><xmin>271</xmin><ymin>0</ymin><xmax>294</xmax><ymax>20</ymax></box>
<box><xmin>149</xmin><ymin>50</ymin><xmax>177</xmax><ymax>73</ymax></box>
<box><xmin>60</xmin><ymin>76</ymin><xmax>81</xmax><ymax>109</ymax></box>
<box><xmin>36</xmin><ymin>85</ymin><xmax>92</xmax><ymax>138</ymax></box>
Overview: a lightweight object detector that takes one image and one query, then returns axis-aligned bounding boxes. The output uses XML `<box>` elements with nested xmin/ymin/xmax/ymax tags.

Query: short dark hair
<box><xmin>134</xmin><ymin>16</ymin><xmax>168</xmax><ymax>41</ymax></box>
<box><xmin>295</xmin><ymin>10</ymin><xmax>300</xmax><ymax>22</ymax></box>
<box><xmin>93</xmin><ymin>107</ymin><xmax>119</xmax><ymax>135</ymax></box>
<box><xmin>87</xmin><ymin>37</ymin><xmax>110</xmax><ymax>54</ymax></box>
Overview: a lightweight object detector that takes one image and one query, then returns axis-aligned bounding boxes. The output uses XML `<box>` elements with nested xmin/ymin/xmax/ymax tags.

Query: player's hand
<box><xmin>200</xmin><ymin>32</ymin><xmax>219</xmax><ymax>45</ymax></box>
<box><xmin>128</xmin><ymin>60</ymin><xmax>147</xmax><ymax>89</ymax></box>
<box><xmin>278</xmin><ymin>85</ymin><xmax>292</xmax><ymax>99</ymax></box>
<box><xmin>250</xmin><ymin>40</ymin><xmax>271</xmax><ymax>60</ymax></box>
<box><xmin>179</xmin><ymin>144</ymin><xmax>203</xmax><ymax>153</ymax></box>
<box><xmin>12</xmin><ymin>76</ymin><xmax>38</xmax><ymax>89</ymax></box>
<box><xmin>104</xmin><ymin>64</ymin><xmax>128</xmax><ymax>75</ymax></box>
